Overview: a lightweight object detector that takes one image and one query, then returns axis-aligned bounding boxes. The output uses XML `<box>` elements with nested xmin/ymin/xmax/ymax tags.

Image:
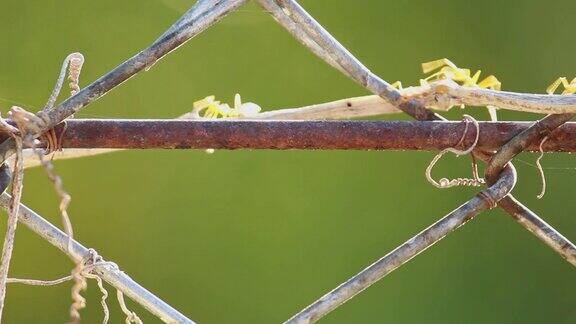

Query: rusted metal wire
<box><xmin>22</xmin><ymin>119</ymin><xmax>576</xmax><ymax>152</ymax></box>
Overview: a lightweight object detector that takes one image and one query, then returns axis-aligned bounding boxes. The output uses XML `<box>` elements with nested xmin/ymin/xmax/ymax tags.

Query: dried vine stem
<box><xmin>186</xmin><ymin>95</ymin><xmax>402</xmax><ymax>120</ymax></box>
<box><xmin>0</xmin><ymin>105</ymin><xmax>95</xmax><ymax>323</ymax></box>
<box><xmin>7</xmin><ymin>249</ymin><xmax>147</xmax><ymax>324</ymax></box>
<box><xmin>258</xmin><ymin>81</ymin><xmax>576</xmax><ymax>118</ymax></box>
<box><xmin>43</xmin><ymin>53</ymin><xmax>85</xmax><ymax>111</ymax></box>
<box><xmin>403</xmin><ymin>79</ymin><xmax>576</xmax><ymax>115</ymax></box>
<box><xmin>0</xmin><ymin>104</ymin><xmax>57</xmax><ymax>321</ymax></box>
<box><xmin>14</xmin><ymin>148</ymin><xmax>120</xmax><ymax>169</ymax></box>
<box><xmin>254</xmin><ymin>95</ymin><xmax>401</xmax><ymax>119</ymax></box>
<box><xmin>255</xmin><ymin>88</ymin><xmax>576</xmax><ymax>119</ymax></box>
<box><xmin>0</xmin><ymin>193</ymin><xmax>193</xmax><ymax>323</ymax></box>
<box><xmin>117</xmin><ymin>290</ymin><xmax>143</xmax><ymax>324</ymax></box>
<box><xmin>535</xmin><ymin>136</ymin><xmax>549</xmax><ymax>199</ymax></box>
<box><xmin>7</xmin><ymin>276</ymin><xmax>73</xmax><ymax>286</ymax></box>
<box><xmin>0</xmin><ymin>130</ymin><xmax>23</xmax><ymax>322</ymax></box>
<box><xmin>36</xmin><ymin>51</ymin><xmax>87</xmax><ymax>322</ymax></box>
<box><xmin>1</xmin><ymin>51</ymin><xmax>97</xmax><ymax>323</ymax></box>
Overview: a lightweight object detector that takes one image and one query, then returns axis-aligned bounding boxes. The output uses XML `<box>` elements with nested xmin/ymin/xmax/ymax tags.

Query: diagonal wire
<box><xmin>286</xmin><ymin>164</ymin><xmax>516</xmax><ymax>323</ymax></box>
<box><xmin>485</xmin><ymin>113</ymin><xmax>576</xmax><ymax>266</ymax></box>
<box><xmin>258</xmin><ymin>0</ymin><xmax>441</xmax><ymax>121</ymax></box>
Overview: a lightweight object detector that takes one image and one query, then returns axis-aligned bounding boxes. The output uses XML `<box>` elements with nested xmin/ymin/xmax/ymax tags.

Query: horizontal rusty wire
<box><xmin>21</xmin><ymin>119</ymin><xmax>576</xmax><ymax>151</ymax></box>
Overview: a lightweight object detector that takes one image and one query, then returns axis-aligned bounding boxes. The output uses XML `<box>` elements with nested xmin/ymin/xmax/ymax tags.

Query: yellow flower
<box><xmin>547</xmin><ymin>77</ymin><xmax>576</xmax><ymax>95</ymax></box>
<box><xmin>192</xmin><ymin>94</ymin><xmax>261</xmax><ymax>119</ymax></box>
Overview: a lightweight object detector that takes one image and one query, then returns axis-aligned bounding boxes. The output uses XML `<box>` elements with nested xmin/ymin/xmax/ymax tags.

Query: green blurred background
<box><xmin>0</xmin><ymin>0</ymin><xmax>575</xmax><ymax>322</ymax></box>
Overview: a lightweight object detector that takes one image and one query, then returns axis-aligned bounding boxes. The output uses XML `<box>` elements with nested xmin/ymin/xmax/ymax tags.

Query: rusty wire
<box><xmin>21</xmin><ymin>119</ymin><xmax>576</xmax><ymax>152</ymax></box>
<box><xmin>485</xmin><ymin>113</ymin><xmax>576</xmax><ymax>266</ymax></box>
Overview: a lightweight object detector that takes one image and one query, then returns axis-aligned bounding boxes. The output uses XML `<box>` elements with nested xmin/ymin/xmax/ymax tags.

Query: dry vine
<box><xmin>0</xmin><ymin>0</ymin><xmax>574</xmax><ymax>323</ymax></box>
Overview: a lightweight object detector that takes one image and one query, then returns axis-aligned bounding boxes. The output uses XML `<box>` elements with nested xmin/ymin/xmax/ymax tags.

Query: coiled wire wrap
<box><xmin>426</xmin><ymin>114</ymin><xmax>485</xmax><ymax>188</ymax></box>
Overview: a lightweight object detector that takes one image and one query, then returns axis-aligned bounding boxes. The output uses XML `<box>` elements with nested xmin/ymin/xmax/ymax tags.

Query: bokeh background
<box><xmin>0</xmin><ymin>0</ymin><xmax>575</xmax><ymax>322</ymax></box>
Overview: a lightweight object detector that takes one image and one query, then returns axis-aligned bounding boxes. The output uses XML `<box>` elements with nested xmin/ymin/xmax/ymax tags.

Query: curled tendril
<box><xmin>426</xmin><ymin>114</ymin><xmax>484</xmax><ymax>189</ymax></box>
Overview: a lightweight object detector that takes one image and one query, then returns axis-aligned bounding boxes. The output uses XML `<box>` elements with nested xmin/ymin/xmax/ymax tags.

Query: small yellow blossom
<box><xmin>192</xmin><ymin>94</ymin><xmax>261</xmax><ymax>119</ymax></box>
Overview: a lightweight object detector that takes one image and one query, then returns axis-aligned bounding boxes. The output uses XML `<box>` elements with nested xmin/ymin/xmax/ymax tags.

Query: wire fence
<box><xmin>0</xmin><ymin>0</ymin><xmax>574</xmax><ymax>323</ymax></box>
